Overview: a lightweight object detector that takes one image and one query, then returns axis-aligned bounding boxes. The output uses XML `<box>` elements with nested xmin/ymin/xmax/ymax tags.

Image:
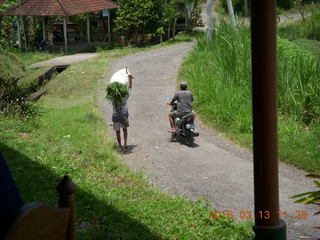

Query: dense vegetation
<box><xmin>180</xmin><ymin>20</ymin><xmax>320</xmax><ymax>172</ymax></box>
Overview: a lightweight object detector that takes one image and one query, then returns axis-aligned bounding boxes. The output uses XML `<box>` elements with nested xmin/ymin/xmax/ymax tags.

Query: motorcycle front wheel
<box><xmin>184</xmin><ymin>130</ymin><xmax>194</xmax><ymax>146</ymax></box>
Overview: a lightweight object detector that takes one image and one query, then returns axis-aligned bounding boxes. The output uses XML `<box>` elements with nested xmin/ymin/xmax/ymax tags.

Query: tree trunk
<box><xmin>186</xmin><ymin>2</ymin><xmax>193</xmax><ymax>30</ymax></box>
<box><xmin>244</xmin><ymin>0</ymin><xmax>248</xmax><ymax>17</ymax></box>
<box><xmin>207</xmin><ymin>0</ymin><xmax>213</xmax><ymax>41</ymax></box>
<box><xmin>173</xmin><ymin>18</ymin><xmax>177</xmax><ymax>39</ymax></box>
<box><xmin>298</xmin><ymin>0</ymin><xmax>305</xmax><ymax>21</ymax></box>
<box><xmin>226</xmin><ymin>0</ymin><xmax>236</xmax><ymax>29</ymax></box>
<box><xmin>168</xmin><ymin>22</ymin><xmax>171</xmax><ymax>40</ymax></box>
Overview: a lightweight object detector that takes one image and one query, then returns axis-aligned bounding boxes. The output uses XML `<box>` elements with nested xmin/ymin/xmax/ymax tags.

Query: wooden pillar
<box><xmin>108</xmin><ymin>14</ymin><xmax>111</xmax><ymax>42</ymax></box>
<box><xmin>57</xmin><ymin>175</ymin><xmax>76</xmax><ymax>240</ymax></box>
<box><xmin>21</xmin><ymin>16</ymin><xmax>28</xmax><ymax>53</ymax></box>
<box><xmin>86</xmin><ymin>14</ymin><xmax>91</xmax><ymax>46</ymax></box>
<box><xmin>251</xmin><ymin>0</ymin><xmax>286</xmax><ymax>239</ymax></box>
<box><xmin>16</xmin><ymin>19</ymin><xmax>22</xmax><ymax>49</ymax></box>
<box><xmin>42</xmin><ymin>17</ymin><xmax>46</xmax><ymax>40</ymax></box>
<box><xmin>63</xmin><ymin>16</ymin><xmax>68</xmax><ymax>51</ymax></box>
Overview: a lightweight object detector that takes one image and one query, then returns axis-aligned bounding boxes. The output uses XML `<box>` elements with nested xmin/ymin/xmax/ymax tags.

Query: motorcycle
<box><xmin>169</xmin><ymin>102</ymin><xmax>199</xmax><ymax>146</ymax></box>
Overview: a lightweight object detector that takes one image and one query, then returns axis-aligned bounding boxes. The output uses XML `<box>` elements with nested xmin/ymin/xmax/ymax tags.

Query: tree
<box><xmin>183</xmin><ymin>0</ymin><xmax>199</xmax><ymax>30</ymax></box>
<box><xmin>163</xmin><ymin>3</ymin><xmax>176</xmax><ymax>40</ymax></box>
<box><xmin>294</xmin><ymin>0</ymin><xmax>305</xmax><ymax>21</ymax></box>
<box><xmin>156</xmin><ymin>27</ymin><xmax>165</xmax><ymax>44</ymax></box>
<box><xmin>114</xmin><ymin>0</ymin><xmax>163</xmax><ymax>39</ymax></box>
<box><xmin>243</xmin><ymin>0</ymin><xmax>248</xmax><ymax>17</ymax></box>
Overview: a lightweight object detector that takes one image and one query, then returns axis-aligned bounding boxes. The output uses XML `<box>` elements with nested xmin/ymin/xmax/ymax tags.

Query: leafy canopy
<box><xmin>114</xmin><ymin>0</ymin><xmax>163</xmax><ymax>36</ymax></box>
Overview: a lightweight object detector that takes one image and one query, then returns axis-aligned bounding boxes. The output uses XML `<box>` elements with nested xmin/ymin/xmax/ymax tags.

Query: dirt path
<box><xmin>98</xmin><ymin>42</ymin><xmax>318</xmax><ymax>239</ymax></box>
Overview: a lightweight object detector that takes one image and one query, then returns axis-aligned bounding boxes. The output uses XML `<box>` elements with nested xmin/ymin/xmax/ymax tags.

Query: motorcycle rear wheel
<box><xmin>184</xmin><ymin>131</ymin><xmax>194</xmax><ymax>146</ymax></box>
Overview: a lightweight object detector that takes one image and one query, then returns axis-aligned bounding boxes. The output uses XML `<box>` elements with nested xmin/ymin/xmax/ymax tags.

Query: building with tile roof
<box><xmin>4</xmin><ymin>0</ymin><xmax>118</xmax><ymax>16</ymax></box>
<box><xmin>2</xmin><ymin>0</ymin><xmax>119</xmax><ymax>50</ymax></box>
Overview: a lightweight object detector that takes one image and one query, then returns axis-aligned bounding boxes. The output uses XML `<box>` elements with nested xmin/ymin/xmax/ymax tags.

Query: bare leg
<box><xmin>116</xmin><ymin>130</ymin><xmax>122</xmax><ymax>149</ymax></box>
<box><xmin>123</xmin><ymin>128</ymin><xmax>128</xmax><ymax>148</ymax></box>
<box><xmin>169</xmin><ymin>115</ymin><xmax>176</xmax><ymax>132</ymax></box>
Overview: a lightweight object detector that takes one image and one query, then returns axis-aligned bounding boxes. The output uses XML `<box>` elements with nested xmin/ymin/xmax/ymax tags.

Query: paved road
<box><xmin>29</xmin><ymin>53</ymin><xmax>99</xmax><ymax>68</ymax></box>
<box><xmin>98</xmin><ymin>42</ymin><xmax>319</xmax><ymax>240</ymax></box>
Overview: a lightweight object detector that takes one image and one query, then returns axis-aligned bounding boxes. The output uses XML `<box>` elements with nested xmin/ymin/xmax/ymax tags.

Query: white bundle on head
<box><xmin>110</xmin><ymin>67</ymin><xmax>131</xmax><ymax>86</ymax></box>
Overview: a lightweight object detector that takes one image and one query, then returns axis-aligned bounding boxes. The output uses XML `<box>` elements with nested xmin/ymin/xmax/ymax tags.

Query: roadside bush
<box><xmin>184</xmin><ymin>21</ymin><xmax>251</xmax><ymax>133</ymax></box>
<box><xmin>0</xmin><ymin>75</ymin><xmax>40</xmax><ymax>117</ymax></box>
<box><xmin>0</xmin><ymin>48</ymin><xmax>40</xmax><ymax>117</ymax></box>
<box><xmin>277</xmin><ymin>38</ymin><xmax>320</xmax><ymax>125</ymax></box>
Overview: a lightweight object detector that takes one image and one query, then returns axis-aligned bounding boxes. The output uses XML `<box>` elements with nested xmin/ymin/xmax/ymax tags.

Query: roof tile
<box><xmin>4</xmin><ymin>0</ymin><xmax>118</xmax><ymax>16</ymax></box>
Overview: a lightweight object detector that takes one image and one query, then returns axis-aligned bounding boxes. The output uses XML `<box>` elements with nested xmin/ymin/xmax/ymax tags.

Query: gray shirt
<box><xmin>172</xmin><ymin>90</ymin><xmax>193</xmax><ymax>114</ymax></box>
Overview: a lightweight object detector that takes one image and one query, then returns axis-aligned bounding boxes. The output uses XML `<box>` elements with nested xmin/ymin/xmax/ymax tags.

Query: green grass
<box><xmin>0</xmin><ymin>48</ymin><xmax>24</xmax><ymax>79</ymax></box>
<box><xmin>18</xmin><ymin>66</ymin><xmax>51</xmax><ymax>90</ymax></box>
<box><xmin>9</xmin><ymin>49</ymin><xmax>60</xmax><ymax>67</ymax></box>
<box><xmin>180</xmin><ymin>21</ymin><xmax>320</xmax><ymax>172</ymax></box>
<box><xmin>0</xmin><ymin>41</ymin><xmax>253</xmax><ymax>239</ymax></box>
<box><xmin>293</xmin><ymin>38</ymin><xmax>320</xmax><ymax>56</ymax></box>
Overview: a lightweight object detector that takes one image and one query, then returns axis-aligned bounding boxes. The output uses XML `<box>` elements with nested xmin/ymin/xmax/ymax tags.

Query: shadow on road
<box><xmin>169</xmin><ymin>137</ymin><xmax>200</xmax><ymax>148</ymax></box>
<box><xmin>121</xmin><ymin>144</ymin><xmax>138</xmax><ymax>154</ymax></box>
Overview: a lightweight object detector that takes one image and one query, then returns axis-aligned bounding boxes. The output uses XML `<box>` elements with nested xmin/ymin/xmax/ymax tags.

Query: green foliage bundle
<box><xmin>180</xmin><ymin>20</ymin><xmax>320</xmax><ymax>171</ymax></box>
<box><xmin>105</xmin><ymin>82</ymin><xmax>129</xmax><ymax>109</ymax></box>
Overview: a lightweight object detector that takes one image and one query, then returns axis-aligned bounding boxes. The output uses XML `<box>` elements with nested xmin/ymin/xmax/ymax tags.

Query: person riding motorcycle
<box><xmin>168</xmin><ymin>82</ymin><xmax>194</xmax><ymax>133</ymax></box>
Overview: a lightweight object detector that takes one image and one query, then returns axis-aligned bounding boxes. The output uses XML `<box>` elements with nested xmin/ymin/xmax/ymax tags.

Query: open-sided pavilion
<box><xmin>3</xmin><ymin>0</ymin><xmax>119</xmax><ymax>50</ymax></box>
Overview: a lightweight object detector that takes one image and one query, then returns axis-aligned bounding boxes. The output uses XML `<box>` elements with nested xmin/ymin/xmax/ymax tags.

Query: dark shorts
<box><xmin>113</xmin><ymin>118</ymin><xmax>129</xmax><ymax>131</ymax></box>
<box><xmin>112</xmin><ymin>112</ymin><xmax>129</xmax><ymax>131</ymax></box>
<box><xmin>169</xmin><ymin>110</ymin><xmax>183</xmax><ymax>119</ymax></box>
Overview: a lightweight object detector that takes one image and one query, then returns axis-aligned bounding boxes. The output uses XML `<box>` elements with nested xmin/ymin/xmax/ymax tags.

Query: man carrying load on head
<box><xmin>108</xmin><ymin>68</ymin><xmax>134</xmax><ymax>151</ymax></box>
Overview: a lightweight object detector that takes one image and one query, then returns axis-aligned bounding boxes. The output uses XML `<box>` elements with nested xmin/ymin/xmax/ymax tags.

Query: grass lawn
<box><xmin>0</xmin><ymin>35</ymin><xmax>253</xmax><ymax>239</ymax></box>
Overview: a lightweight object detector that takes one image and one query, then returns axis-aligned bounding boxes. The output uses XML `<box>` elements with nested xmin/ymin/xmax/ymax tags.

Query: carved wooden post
<box><xmin>56</xmin><ymin>175</ymin><xmax>76</xmax><ymax>240</ymax></box>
